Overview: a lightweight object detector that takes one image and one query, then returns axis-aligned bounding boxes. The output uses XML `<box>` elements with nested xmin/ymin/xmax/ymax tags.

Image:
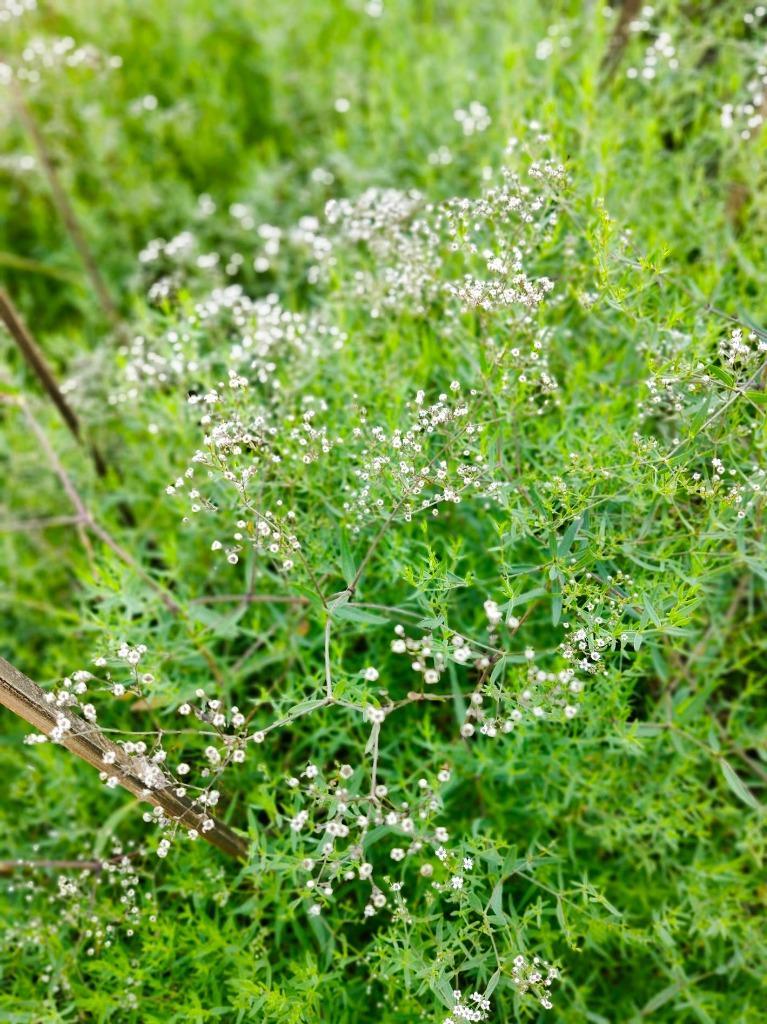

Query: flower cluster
<box><xmin>251</xmin><ymin>215</ymin><xmax>333</xmax><ymax>281</ymax></box>
<box><xmin>147</xmin><ymin>687</ymin><xmax>251</xmax><ymax>857</ymax></box>
<box><xmin>625</xmin><ymin>29</ymin><xmax>678</xmax><ymax>83</ymax></box>
<box><xmin>109</xmin><ymin>288</ymin><xmax>344</xmax><ymax>409</ymax></box>
<box><xmin>387</xmin><ymin>593</ymin><xmax>595</xmax><ymax>740</ymax></box>
<box><xmin>2</xmin><ymin>35</ymin><xmax>122</xmax><ymax>85</ymax></box>
<box><xmin>3</xmin><ymin>838</ymin><xmax>151</xmax><ymax>963</ymax></box>
<box><xmin>438</xmin><ymin>144</ymin><xmax>563</xmax><ymax>310</ymax></box>
<box><xmin>22</xmin><ymin>644</ymin><xmax>157</xmax><ymax>747</ymax></box>
<box><xmin>721</xmin><ymin>8</ymin><xmax>766</xmax><ymax>140</ymax></box>
<box><xmin>170</xmin><ymin>390</ymin><xmax>338</xmax><ymax>572</ymax></box>
<box><xmin>535</xmin><ymin>20</ymin><xmax>574</xmax><ymax>62</ymax></box>
<box><xmin>687</xmin><ymin>457</ymin><xmax>766</xmax><ymax>521</ymax></box>
<box><xmin>279</xmin><ymin>763</ymin><xmax>453</xmax><ymax>921</ymax></box>
<box><xmin>21</xmin><ymin>647</ymin><xmax>254</xmax><ymax>853</ymax></box>
<box><xmin>719</xmin><ymin>326</ymin><xmax>767</xmax><ymax>369</ymax></box>
<box><xmin>637</xmin><ymin>324</ymin><xmax>767</xmax><ymax>436</ymax></box>
<box><xmin>319</xmin><ymin>142</ymin><xmax>566</xmax><ymax>318</ymax></box>
<box><xmin>0</xmin><ymin>0</ymin><xmax>36</xmax><ymax>23</ymax></box>
<box><xmin>342</xmin><ymin>384</ymin><xmax>499</xmax><ymax>532</ymax></box>
<box><xmin>324</xmin><ymin>186</ymin><xmax>443</xmax><ymax>315</ymax></box>
<box><xmin>443</xmin><ymin>990</ymin><xmax>491</xmax><ymax>1024</ymax></box>
<box><xmin>453</xmin><ymin>102</ymin><xmax>491</xmax><ymax>137</ymax></box>
<box><xmin>511</xmin><ymin>954</ymin><xmax>559</xmax><ymax>1010</ymax></box>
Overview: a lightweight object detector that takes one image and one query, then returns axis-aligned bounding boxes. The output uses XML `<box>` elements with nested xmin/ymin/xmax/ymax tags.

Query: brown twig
<box><xmin>19</xmin><ymin>400</ymin><xmax>180</xmax><ymax>613</ymax></box>
<box><xmin>0</xmin><ymin>853</ymin><xmax>139</xmax><ymax>876</ymax></box>
<box><xmin>601</xmin><ymin>0</ymin><xmax>643</xmax><ymax>82</ymax></box>
<box><xmin>726</xmin><ymin>90</ymin><xmax>767</xmax><ymax>230</ymax></box>
<box><xmin>10</xmin><ymin>79</ymin><xmax>122</xmax><ymax>331</ymax></box>
<box><xmin>0</xmin><ymin>514</ymin><xmax>86</xmax><ymax>532</ymax></box>
<box><xmin>0</xmin><ymin>288</ymin><xmax>108</xmax><ymax>477</ymax></box>
<box><xmin>0</xmin><ymin>654</ymin><xmax>247</xmax><ymax>861</ymax></box>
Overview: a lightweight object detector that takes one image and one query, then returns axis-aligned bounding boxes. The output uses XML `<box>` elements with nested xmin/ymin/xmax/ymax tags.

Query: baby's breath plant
<box><xmin>1</xmin><ymin>2</ymin><xmax>766</xmax><ymax>1022</ymax></box>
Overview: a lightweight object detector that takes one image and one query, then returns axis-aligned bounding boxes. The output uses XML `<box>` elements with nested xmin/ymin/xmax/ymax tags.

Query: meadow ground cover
<box><xmin>1</xmin><ymin>1</ymin><xmax>766</xmax><ymax>1021</ymax></box>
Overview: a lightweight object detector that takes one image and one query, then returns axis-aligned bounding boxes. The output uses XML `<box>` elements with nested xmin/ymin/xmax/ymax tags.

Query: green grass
<box><xmin>1</xmin><ymin>1</ymin><xmax>766</xmax><ymax>1021</ymax></box>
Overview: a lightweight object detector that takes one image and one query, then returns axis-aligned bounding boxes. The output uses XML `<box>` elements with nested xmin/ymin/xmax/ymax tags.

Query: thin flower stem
<box><xmin>368</xmin><ymin>721</ymin><xmax>381</xmax><ymax>799</ymax></box>
<box><xmin>190</xmin><ymin>593</ymin><xmax>308</xmax><ymax>606</ymax></box>
<box><xmin>324</xmin><ymin>617</ymin><xmax>334</xmax><ymax>700</ymax></box>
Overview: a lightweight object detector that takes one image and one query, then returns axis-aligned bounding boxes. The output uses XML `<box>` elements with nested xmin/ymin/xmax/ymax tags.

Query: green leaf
<box><xmin>720</xmin><ymin>759</ymin><xmax>762</xmax><ymax>811</ymax></box>
<box><xmin>187</xmin><ymin>603</ymin><xmax>246</xmax><ymax>638</ymax></box>
<box><xmin>489</xmin><ymin>656</ymin><xmax>506</xmax><ymax>685</ymax></box>
<box><xmin>327</xmin><ymin>589</ymin><xmax>351</xmax><ymax>610</ymax></box>
<box><xmin>364</xmin><ymin>721</ymin><xmax>381</xmax><ymax>755</ymax></box>
<box><xmin>338</xmin><ymin>530</ymin><xmax>356</xmax><ymax>582</ymax></box>
<box><xmin>642</xmin><ymin>594</ymin><xmax>662</xmax><ymax>628</ymax></box>
<box><xmin>93</xmin><ymin>799</ymin><xmax>140</xmax><ymax>857</ymax></box>
<box><xmin>640</xmin><ymin>979</ymin><xmax>685</xmax><ymax>1015</ymax></box>
<box><xmin>433</xmin><ymin>976</ymin><xmax>455</xmax><ymax>1009</ymax></box>
<box><xmin>708</xmin><ymin>365</ymin><xmax>735</xmax><ymax>388</ymax></box>
<box><xmin>557</xmin><ymin>514</ymin><xmax>583</xmax><ymax>557</ymax></box>
<box><xmin>513</xmin><ymin>586</ymin><xmax>546</xmax><ymax>607</ymax></box>
<box><xmin>489</xmin><ymin>881</ymin><xmax>504</xmax><ymax>917</ymax></box>
<box><xmin>332</xmin><ymin>603</ymin><xmax>388</xmax><ymax>625</ymax></box>
<box><xmin>551</xmin><ymin>586</ymin><xmax>562</xmax><ymax>626</ymax></box>
<box><xmin>485</xmin><ymin>968</ymin><xmax>501</xmax><ymax>998</ymax></box>
<box><xmin>282</xmin><ymin>699</ymin><xmax>326</xmax><ymax>719</ymax></box>
<box><xmin>555</xmin><ymin>895</ymin><xmax>573</xmax><ymax>945</ymax></box>
<box><xmin>745</xmin><ymin>390</ymin><xmax>767</xmax><ymax>406</ymax></box>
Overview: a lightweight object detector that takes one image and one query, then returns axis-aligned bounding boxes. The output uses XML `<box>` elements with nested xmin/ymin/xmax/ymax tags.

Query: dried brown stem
<box><xmin>11</xmin><ymin>79</ymin><xmax>122</xmax><ymax>331</ymax></box>
<box><xmin>0</xmin><ymin>654</ymin><xmax>247</xmax><ymax>861</ymax></box>
<box><xmin>0</xmin><ymin>514</ymin><xmax>86</xmax><ymax>532</ymax></box>
<box><xmin>0</xmin><ymin>853</ymin><xmax>139</xmax><ymax>875</ymax></box>
<box><xmin>20</xmin><ymin>401</ymin><xmax>180</xmax><ymax>612</ymax></box>
<box><xmin>601</xmin><ymin>0</ymin><xmax>643</xmax><ymax>81</ymax></box>
<box><xmin>726</xmin><ymin>90</ymin><xmax>767</xmax><ymax>230</ymax></box>
<box><xmin>0</xmin><ymin>288</ymin><xmax>108</xmax><ymax>476</ymax></box>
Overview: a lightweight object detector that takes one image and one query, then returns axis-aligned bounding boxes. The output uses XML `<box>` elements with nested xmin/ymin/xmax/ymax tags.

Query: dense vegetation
<box><xmin>1</xmin><ymin>2</ymin><xmax>766</xmax><ymax>1021</ymax></box>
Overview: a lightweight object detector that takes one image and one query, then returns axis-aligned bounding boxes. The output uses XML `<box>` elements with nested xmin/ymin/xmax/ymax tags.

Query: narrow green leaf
<box><xmin>745</xmin><ymin>390</ymin><xmax>767</xmax><ymax>406</ymax></box>
<box><xmin>338</xmin><ymin>530</ymin><xmax>356</xmax><ymax>582</ymax></box>
<box><xmin>641</xmin><ymin>980</ymin><xmax>684</xmax><ymax>1015</ymax></box>
<box><xmin>708</xmin><ymin>365</ymin><xmax>735</xmax><ymax>388</ymax></box>
<box><xmin>489</xmin><ymin>881</ymin><xmax>504</xmax><ymax>917</ymax></box>
<box><xmin>332</xmin><ymin>603</ymin><xmax>388</xmax><ymax>625</ymax></box>
<box><xmin>558</xmin><ymin>515</ymin><xmax>583</xmax><ymax>557</ymax></box>
<box><xmin>485</xmin><ymin>968</ymin><xmax>501</xmax><ymax>998</ymax></box>
<box><xmin>720</xmin><ymin>759</ymin><xmax>761</xmax><ymax>811</ymax></box>
<box><xmin>551</xmin><ymin>587</ymin><xmax>562</xmax><ymax>626</ymax></box>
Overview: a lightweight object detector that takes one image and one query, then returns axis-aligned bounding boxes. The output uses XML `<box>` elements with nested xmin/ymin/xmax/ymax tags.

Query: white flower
<box><xmin>483</xmin><ymin>599</ymin><xmax>502</xmax><ymax>625</ymax></box>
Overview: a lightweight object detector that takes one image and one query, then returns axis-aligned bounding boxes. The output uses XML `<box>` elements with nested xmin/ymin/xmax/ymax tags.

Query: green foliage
<box><xmin>1</xmin><ymin>1</ymin><xmax>766</xmax><ymax>1022</ymax></box>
